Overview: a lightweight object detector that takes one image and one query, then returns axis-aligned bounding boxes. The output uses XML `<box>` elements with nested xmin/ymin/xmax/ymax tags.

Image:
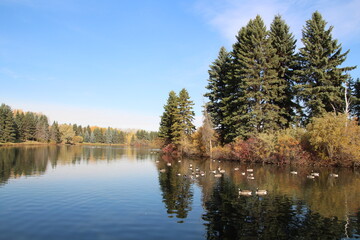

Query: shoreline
<box><xmin>0</xmin><ymin>141</ymin><xmax>158</xmax><ymax>148</ymax></box>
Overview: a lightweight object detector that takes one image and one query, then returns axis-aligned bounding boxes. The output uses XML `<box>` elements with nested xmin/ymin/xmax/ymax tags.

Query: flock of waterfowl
<box><xmin>156</xmin><ymin>159</ymin><xmax>340</xmax><ymax>197</ymax></box>
<box><xmin>290</xmin><ymin>170</ymin><xmax>339</xmax><ymax>179</ymax></box>
<box><xmin>239</xmin><ymin>188</ymin><xmax>268</xmax><ymax>196</ymax></box>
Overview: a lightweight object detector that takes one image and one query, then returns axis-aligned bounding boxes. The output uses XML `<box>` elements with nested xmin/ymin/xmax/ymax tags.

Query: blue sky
<box><xmin>1</xmin><ymin>0</ymin><xmax>359</xmax><ymax>131</ymax></box>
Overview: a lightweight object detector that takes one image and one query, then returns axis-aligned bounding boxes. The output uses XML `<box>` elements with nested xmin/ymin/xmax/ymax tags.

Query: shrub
<box><xmin>306</xmin><ymin>113</ymin><xmax>360</xmax><ymax>166</ymax></box>
<box><xmin>212</xmin><ymin>145</ymin><xmax>232</xmax><ymax>160</ymax></box>
<box><xmin>274</xmin><ymin>129</ymin><xmax>310</xmax><ymax>164</ymax></box>
<box><xmin>162</xmin><ymin>143</ymin><xmax>178</xmax><ymax>155</ymax></box>
<box><xmin>231</xmin><ymin>137</ymin><xmax>263</xmax><ymax>162</ymax></box>
<box><xmin>230</xmin><ymin>129</ymin><xmax>310</xmax><ymax>164</ymax></box>
<box><xmin>72</xmin><ymin>135</ymin><xmax>83</xmax><ymax>144</ymax></box>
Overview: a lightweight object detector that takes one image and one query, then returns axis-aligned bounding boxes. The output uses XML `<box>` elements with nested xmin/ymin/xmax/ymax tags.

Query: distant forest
<box><xmin>0</xmin><ymin>103</ymin><xmax>158</xmax><ymax>145</ymax></box>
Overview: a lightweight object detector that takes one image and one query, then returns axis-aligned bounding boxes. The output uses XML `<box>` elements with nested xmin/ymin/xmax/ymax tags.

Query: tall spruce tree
<box><xmin>159</xmin><ymin>91</ymin><xmax>180</xmax><ymax>144</ymax></box>
<box><xmin>351</xmin><ymin>78</ymin><xmax>360</xmax><ymax>122</ymax></box>
<box><xmin>15</xmin><ymin>112</ymin><xmax>26</xmax><ymax>142</ymax></box>
<box><xmin>105</xmin><ymin>127</ymin><xmax>113</xmax><ymax>144</ymax></box>
<box><xmin>205</xmin><ymin>47</ymin><xmax>234</xmax><ymax>144</ymax></box>
<box><xmin>232</xmin><ymin>15</ymin><xmax>282</xmax><ymax>136</ymax></box>
<box><xmin>90</xmin><ymin>131</ymin><xmax>95</xmax><ymax>143</ymax></box>
<box><xmin>0</xmin><ymin>104</ymin><xmax>17</xmax><ymax>143</ymax></box>
<box><xmin>93</xmin><ymin>128</ymin><xmax>104</xmax><ymax>143</ymax></box>
<box><xmin>296</xmin><ymin>11</ymin><xmax>356</xmax><ymax>122</ymax></box>
<box><xmin>269</xmin><ymin>15</ymin><xmax>297</xmax><ymax>127</ymax></box>
<box><xmin>173</xmin><ymin>88</ymin><xmax>195</xmax><ymax>147</ymax></box>
<box><xmin>177</xmin><ymin>88</ymin><xmax>195</xmax><ymax>135</ymax></box>
<box><xmin>84</xmin><ymin>130</ymin><xmax>91</xmax><ymax>142</ymax></box>
<box><xmin>50</xmin><ymin>121</ymin><xmax>61</xmax><ymax>143</ymax></box>
<box><xmin>24</xmin><ymin>112</ymin><xmax>36</xmax><ymax>141</ymax></box>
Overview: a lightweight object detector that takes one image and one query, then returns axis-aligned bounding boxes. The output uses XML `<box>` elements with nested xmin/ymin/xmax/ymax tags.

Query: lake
<box><xmin>0</xmin><ymin>145</ymin><xmax>359</xmax><ymax>240</ymax></box>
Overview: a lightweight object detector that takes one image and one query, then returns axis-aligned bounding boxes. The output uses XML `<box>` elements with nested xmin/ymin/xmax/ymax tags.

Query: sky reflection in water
<box><xmin>0</xmin><ymin>146</ymin><xmax>359</xmax><ymax>240</ymax></box>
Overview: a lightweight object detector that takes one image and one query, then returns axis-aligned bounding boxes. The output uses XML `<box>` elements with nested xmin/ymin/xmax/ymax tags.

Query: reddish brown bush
<box><xmin>162</xmin><ymin>143</ymin><xmax>178</xmax><ymax>155</ymax></box>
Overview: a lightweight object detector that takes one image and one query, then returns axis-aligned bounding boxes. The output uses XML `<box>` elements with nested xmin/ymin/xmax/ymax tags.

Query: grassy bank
<box><xmin>0</xmin><ymin>141</ymin><xmax>53</xmax><ymax>147</ymax></box>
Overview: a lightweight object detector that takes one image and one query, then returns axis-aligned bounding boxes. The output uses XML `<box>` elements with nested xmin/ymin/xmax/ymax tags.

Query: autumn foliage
<box><xmin>305</xmin><ymin>113</ymin><xmax>360</xmax><ymax>166</ymax></box>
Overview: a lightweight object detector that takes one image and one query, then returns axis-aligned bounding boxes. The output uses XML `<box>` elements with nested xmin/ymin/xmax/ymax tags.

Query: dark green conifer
<box><xmin>15</xmin><ymin>112</ymin><xmax>26</xmax><ymax>142</ymax></box>
<box><xmin>269</xmin><ymin>15</ymin><xmax>297</xmax><ymax>127</ymax></box>
<box><xmin>0</xmin><ymin>104</ymin><xmax>17</xmax><ymax>142</ymax></box>
<box><xmin>177</xmin><ymin>89</ymin><xmax>195</xmax><ymax>135</ymax></box>
<box><xmin>93</xmin><ymin>128</ymin><xmax>104</xmax><ymax>143</ymax></box>
<box><xmin>73</xmin><ymin>124</ymin><xmax>79</xmax><ymax>136</ymax></box>
<box><xmin>2</xmin><ymin>108</ymin><xmax>17</xmax><ymax>142</ymax></box>
<box><xmin>159</xmin><ymin>89</ymin><xmax>195</xmax><ymax>146</ymax></box>
<box><xmin>118</xmin><ymin>131</ymin><xmax>126</xmax><ymax>144</ymax></box>
<box><xmin>296</xmin><ymin>11</ymin><xmax>356</xmax><ymax>122</ymax></box>
<box><xmin>50</xmin><ymin>121</ymin><xmax>61</xmax><ymax>143</ymax></box>
<box><xmin>24</xmin><ymin>112</ymin><xmax>36</xmax><ymax>141</ymax></box>
<box><xmin>105</xmin><ymin>127</ymin><xmax>113</xmax><ymax>144</ymax></box>
<box><xmin>232</xmin><ymin>15</ymin><xmax>282</xmax><ymax>136</ymax></box>
<box><xmin>351</xmin><ymin>78</ymin><xmax>360</xmax><ymax>122</ymax></box>
<box><xmin>158</xmin><ymin>91</ymin><xmax>180</xmax><ymax>144</ymax></box>
<box><xmin>205</xmin><ymin>47</ymin><xmax>234</xmax><ymax>144</ymax></box>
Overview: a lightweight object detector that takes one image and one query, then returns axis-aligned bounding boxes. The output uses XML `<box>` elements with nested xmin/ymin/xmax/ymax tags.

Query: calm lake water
<box><xmin>0</xmin><ymin>146</ymin><xmax>359</xmax><ymax>240</ymax></box>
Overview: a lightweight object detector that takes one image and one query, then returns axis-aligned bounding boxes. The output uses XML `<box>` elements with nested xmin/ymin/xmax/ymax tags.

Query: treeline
<box><xmin>159</xmin><ymin>12</ymin><xmax>360</xmax><ymax>167</ymax></box>
<box><xmin>0</xmin><ymin>103</ymin><xmax>158</xmax><ymax>145</ymax></box>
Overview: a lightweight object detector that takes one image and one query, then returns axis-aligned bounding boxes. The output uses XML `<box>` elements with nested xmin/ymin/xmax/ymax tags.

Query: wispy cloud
<box><xmin>0</xmin><ymin>67</ymin><xmax>21</xmax><ymax>79</ymax></box>
<box><xmin>194</xmin><ymin>0</ymin><xmax>360</xmax><ymax>44</ymax></box>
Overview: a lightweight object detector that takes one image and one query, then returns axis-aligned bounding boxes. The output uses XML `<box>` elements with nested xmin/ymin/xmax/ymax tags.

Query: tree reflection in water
<box><xmin>157</xmin><ymin>155</ymin><xmax>194</xmax><ymax>221</ymax></box>
<box><xmin>0</xmin><ymin>146</ymin><xmax>359</xmax><ymax>239</ymax></box>
<box><xmin>0</xmin><ymin>145</ymin><xmax>153</xmax><ymax>185</ymax></box>
<box><xmin>202</xmin><ymin>176</ymin><xmax>360</xmax><ymax>240</ymax></box>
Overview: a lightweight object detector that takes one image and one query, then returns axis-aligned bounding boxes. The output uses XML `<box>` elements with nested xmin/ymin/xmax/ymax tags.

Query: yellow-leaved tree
<box><xmin>306</xmin><ymin>113</ymin><xmax>360</xmax><ymax>166</ymax></box>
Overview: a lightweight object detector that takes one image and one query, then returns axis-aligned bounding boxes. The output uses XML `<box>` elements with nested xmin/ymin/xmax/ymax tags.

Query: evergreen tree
<box><xmin>205</xmin><ymin>47</ymin><xmax>234</xmax><ymax>144</ymax></box>
<box><xmin>159</xmin><ymin>89</ymin><xmax>195</xmax><ymax>146</ymax></box>
<box><xmin>93</xmin><ymin>128</ymin><xmax>104</xmax><ymax>143</ymax></box>
<box><xmin>269</xmin><ymin>15</ymin><xmax>298</xmax><ymax>127</ymax></box>
<box><xmin>73</xmin><ymin>124</ymin><xmax>79</xmax><ymax>136</ymax></box>
<box><xmin>15</xmin><ymin>112</ymin><xmax>26</xmax><ymax>142</ymax></box>
<box><xmin>50</xmin><ymin>121</ymin><xmax>61</xmax><ymax>143</ymax></box>
<box><xmin>105</xmin><ymin>127</ymin><xmax>113</xmax><ymax>144</ymax></box>
<box><xmin>159</xmin><ymin>91</ymin><xmax>180</xmax><ymax>144</ymax></box>
<box><xmin>149</xmin><ymin>131</ymin><xmax>158</xmax><ymax>141</ymax></box>
<box><xmin>0</xmin><ymin>104</ymin><xmax>17</xmax><ymax>142</ymax></box>
<box><xmin>86</xmin><ymin>125</ymin><xmax>91</xmax><ymax>135</ymax></box>
<box><xmin>35</xmin><ymin>115</ymin><xmax>50</xmax><ymax>142</ymax></box>
<box><xmin>77</xmin><ymin>125</ymin><xmax>84</xmax><ymax>137</ymax></box>
<box><xmin>351</xmin><ymin>78</ymin><xmax>360</xmax><ymax>122</ymax></box>
<box><xmin>232</xmin><ymin>15</ymin><xmax>282</xmax><ymax>136</ymax></box>
<box><xmin>136</xmin><ymin>129</ymin><xmax>149</xmax><ymax>140</ymax></box>
<box><xmin>84</xmin><ymin>130</ymin><xmax>91</xmax><ymax>142</ymax></box>
<box><xmin>90</xmin><ymin>131</ymin><xmax>95</xmax><ymax>143</ymax></box>
<box><xmin>296</xmin><ymin>11</ymin><xmax>356</xmax><ymax>122</ymax></box>
<box><xmin>23</xmin><ymin>112</ymin><xmax>36</xmax><ymax>141</ymax></box>
<box><xmin>118</xmin><ymin>131</ymin><xmax>126</xmax><ymax>144</ymax></box>
<box><xmin>177</xmin><ymin>88</ymin><xmax>195</xmax><ymax>136</ymax></box>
